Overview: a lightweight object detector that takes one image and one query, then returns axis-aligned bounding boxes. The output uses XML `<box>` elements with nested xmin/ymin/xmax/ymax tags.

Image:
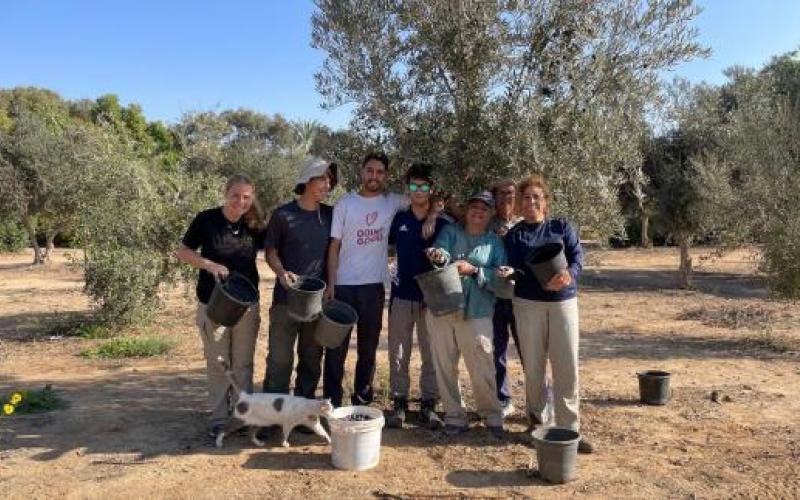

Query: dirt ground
<box><xmin>1</xmin><ymin>247</ymin><xmax>798</xmax><ymax>499</ymax></box>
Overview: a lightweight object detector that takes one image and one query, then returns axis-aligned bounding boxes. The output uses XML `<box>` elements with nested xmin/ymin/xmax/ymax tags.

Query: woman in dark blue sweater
<box><xmin>504</xmin><ymin>174</ymin><xmax>594</xmax><ymax>454</ymax></box>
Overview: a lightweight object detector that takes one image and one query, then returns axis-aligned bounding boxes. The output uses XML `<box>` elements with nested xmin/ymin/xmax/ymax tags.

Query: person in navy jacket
<box><xmin>504</xmin><ymin>174</ymin><xmax>594</xmax><ymax>454</ymax></box>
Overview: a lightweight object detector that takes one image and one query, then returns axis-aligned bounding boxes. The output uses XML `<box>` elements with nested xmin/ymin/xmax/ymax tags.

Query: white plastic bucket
<box><xmin>328</xmin><ymin>405</ymin><xmax>385</xmax><ymax>471</ymax></box>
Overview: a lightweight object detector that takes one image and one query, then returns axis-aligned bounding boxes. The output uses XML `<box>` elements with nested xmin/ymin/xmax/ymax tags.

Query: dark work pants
<box><xmin>323</xmin><ymin>283</ymin><xmax>385</xmax><ymax>407</ymax></box>
<box><xmin>492</xmin><ymin>298</ymin><xmax>520</xmax><ymax>402</ymax></box>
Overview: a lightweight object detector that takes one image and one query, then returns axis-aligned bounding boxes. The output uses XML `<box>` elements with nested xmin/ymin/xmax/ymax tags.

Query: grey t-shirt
<box><xmin>264</xmin><ymin>200</ymin><xmax>333</xmax><ymax>304</ymax></box>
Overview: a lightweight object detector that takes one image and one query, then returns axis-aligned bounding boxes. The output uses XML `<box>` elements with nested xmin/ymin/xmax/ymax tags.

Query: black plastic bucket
<box><xmin>414</xmin><ymin>264</ymin><xmax>464</xmax><ymax>317</ymax></box>
<box><xmin>531</xmin><ymin>427</ymin><xmax>580</xmax><ymax>484</ymax></box>
<box><xmin>525</xmin><ymin>242</ymin><xmax>567</xmax><ymax>287</ymax></box>
<box><xmin>314</xmin><ymin>300</ymin><xmax>359</xmax><ymax>348</ymax></box>
<box><xmin>206</xmin><ymin>272</ymin><xmax>259</xmax><ymax>327</ymax></box>
<box><xmin>638</xmin><ymin>370</ymin><xmax>671</xmax><ymax>405</ymax></box>
<box><xmin>286</xmin><ymin>276</ymin><xmax>326</xmax><ymax>322</ymax></box>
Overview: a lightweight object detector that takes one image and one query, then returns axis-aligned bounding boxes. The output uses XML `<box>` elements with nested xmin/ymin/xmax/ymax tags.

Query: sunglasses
<box><xmin>408</xmin><ymin>182</ymin><xmax>431</xmax><ymax>193</ymax></box>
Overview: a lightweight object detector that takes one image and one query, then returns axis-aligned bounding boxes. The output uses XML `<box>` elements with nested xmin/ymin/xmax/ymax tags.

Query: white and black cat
<box><xmin>215</xmin><ymin>356</ymin><xmax>333</xmax><ymax>449</ymax></box>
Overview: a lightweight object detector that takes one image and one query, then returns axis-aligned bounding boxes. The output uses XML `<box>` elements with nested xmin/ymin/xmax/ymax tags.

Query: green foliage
<box><xmin>81</xmin><ymin>336</ymin><xmax>174</xmax><ymax>358</ymax></box>
<box><xmin>312</xmin><ymin>0</ymin><xmax>708</xmax><ymax>238</ymax></box>
<box><xmin>2</xmin><ymin>385</ymin><xmax>66</xmax><ymax>415</ymax></box>
<box><xmin>0</xmin><ymin>218</ymin><xmax>26</xmax><ymax>251</ymax></box>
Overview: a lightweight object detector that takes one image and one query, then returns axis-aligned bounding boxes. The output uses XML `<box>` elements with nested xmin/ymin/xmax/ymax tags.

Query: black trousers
<box><xmin>322</xmin><ymin>283</ymin><xmax>385</xmax><ymax>407</ymax></box>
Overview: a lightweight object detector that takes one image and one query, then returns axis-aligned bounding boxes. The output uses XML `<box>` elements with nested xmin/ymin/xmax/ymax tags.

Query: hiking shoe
<box><xmin>442</xmin><ymin>424</ymin><xmax>469</xmax><ymax>436</ymax></box>
<box><xmin>487</xmin><ymin>425</ymin><xmax>505</xmax><ymax>440</ymax></box>
<box><xmin>500</xmin><ymin>400</ymin><xmax>515</xmax><ymax>418</ymax></box>
<box><xmin>578</xmin><ymin>438</ymin><xmax>595</xmax><ymax>454</ymax></box>
<box><xmin>386</xmin><ymin>398</ymin><xmax>407</xmax><ymax>429</ymax></box>
<box><xmin>419</xmin><ymin>399</ymin><xmax>444</xmax><ymax>430</ymax></box>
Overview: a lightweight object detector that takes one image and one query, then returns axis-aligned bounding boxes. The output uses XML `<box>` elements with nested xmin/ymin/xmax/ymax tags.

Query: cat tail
<box><xmin>216</xmin><ymin>356</ymin><xmax>245</xmax><ymax>395</ymax></box>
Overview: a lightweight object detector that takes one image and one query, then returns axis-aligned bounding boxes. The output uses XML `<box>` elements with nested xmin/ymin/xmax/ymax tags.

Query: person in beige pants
<box><xmin>176</xmin><ymin>174</ymin><xmax>266</xmax><ymax>437</ymax></box>
<box><xmin>503</xmin><ymin>174</ymin><xmax>594</xmax><ymax>453</ymax></box>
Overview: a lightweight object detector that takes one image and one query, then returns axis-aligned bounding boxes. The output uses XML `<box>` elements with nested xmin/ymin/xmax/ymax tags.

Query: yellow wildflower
<box><xmin>2</xmin><ymin>404</ymin><xmax>13</xmax><ymax>415</ymax></box>
<box><xmin>10</xmin><ymin>393</ymin><xmax>22</xmax><ymax>405</ymax></box>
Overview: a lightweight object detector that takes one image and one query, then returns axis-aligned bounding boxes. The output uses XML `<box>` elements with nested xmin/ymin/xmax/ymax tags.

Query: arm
<box><xmin>265</xmin><ymin>247</ymin><xmax>297</xmax><ymax>289</ymax></box>
<box><xmin>262</xmin><ymin>209</ymin><xmax>296</xmax><ymax>289</ymax></box>
<box><xmin>175</xmin><ymin>244</ymin><xmax>228</xmax><ymax>279</ymax></box>
<box><xmin>325</xmin><ymin>238</ymin><xmax>341</xmax><ymax>300</ymax></box>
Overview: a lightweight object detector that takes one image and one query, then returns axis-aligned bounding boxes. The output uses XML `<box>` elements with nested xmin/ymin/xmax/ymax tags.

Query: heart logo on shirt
<box><xmin>365</xmin><ymin>211</ymin><xmax>378</xmax><ymax>227</ymax></box>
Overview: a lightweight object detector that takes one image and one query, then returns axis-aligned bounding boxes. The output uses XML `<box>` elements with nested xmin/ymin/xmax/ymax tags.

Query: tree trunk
<box><xmin>43</xmin><ymin>231</ymin><xmax>57</xmax><ymax>262</ymax></box>
<box><xmin>640</xmin><ymin>214</ymin><xmax>651</xmax><ymax>248</ymax></box>
<box><xmin>21</xmin><ymin>212</ymin><xmax>44</xmax><ymax>265</ymax></box>
<box><xmin>678</xmin><ymin>236</ymin><xmax>692</xmax><ymax>288</ymax></box>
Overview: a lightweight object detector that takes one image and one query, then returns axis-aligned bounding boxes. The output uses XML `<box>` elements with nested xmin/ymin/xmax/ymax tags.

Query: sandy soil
<box><xmin>1</xmin><ymin>247</ymin><xmax>798</xmax><ymax>499</ymax></box>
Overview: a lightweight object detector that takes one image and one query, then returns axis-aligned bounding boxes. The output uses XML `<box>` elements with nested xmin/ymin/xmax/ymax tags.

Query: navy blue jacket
<box><xmin>504</xmin><ymin>217</ymin><xmax>582</xmax><ymax>302</ymax></box>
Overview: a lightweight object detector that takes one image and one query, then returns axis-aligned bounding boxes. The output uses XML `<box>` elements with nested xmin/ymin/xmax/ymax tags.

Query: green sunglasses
<box><xmin>408</xmin><ymin>182</ymin><xmax>431</xmax><ymax>193</ymax></box>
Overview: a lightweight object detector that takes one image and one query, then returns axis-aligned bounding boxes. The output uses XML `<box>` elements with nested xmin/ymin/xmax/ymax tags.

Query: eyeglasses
<box><xmin>408</xmin><ymin>182</ymin><xmax>431</xmax><ymax>193</ymax></box>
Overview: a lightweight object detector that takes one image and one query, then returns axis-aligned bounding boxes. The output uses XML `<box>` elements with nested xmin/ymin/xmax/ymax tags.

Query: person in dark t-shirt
<box><xmin>176</xmin><ymin>174</ymin><xmax>266</xmax><ymax>438</ymax></box>
<box><xmin>262</xmin><ymin>158</ymin><xmax>338</xmax><ymax>398</ymax></box>
<box><xmin>385</xmin><ymin>163</ymin><xmax>448</xmax><ymax>429</ymax></box>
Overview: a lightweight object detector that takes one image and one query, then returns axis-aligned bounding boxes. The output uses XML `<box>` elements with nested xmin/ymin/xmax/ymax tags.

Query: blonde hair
<box><xmin>225</xmin><ymin>174</ymin><xmax>266</xmax><ymax>231</ymax></box>
<box><xmin>516</xmin><ymin>173</ymin><xmax>552</xmax><ymax>216</ymax></box>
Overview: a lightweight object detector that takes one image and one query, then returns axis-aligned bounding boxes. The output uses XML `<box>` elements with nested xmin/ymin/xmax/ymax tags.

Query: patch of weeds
<box><xmin>2</xmin><ymin>385</ymin><xmax>66</xmax><ymax>416</ymax></box>
<box><xmin>744</xmin><ymin>328</ymin><xmax>794</xmax><ymax>354</ymax></box>
<box><xmin>677</xmin><ymin>304</ymin><xmax>775</xmax><ymax>330</ymax></box>
<box><xmin>46</xmin><ymin>313</ymin><xmax>113</xmax><ymax>339</ymax></box>
<box><xmin>81</xmin><ymin>336</ymin><xmax>174</xmax><ymax>359</ymax></box>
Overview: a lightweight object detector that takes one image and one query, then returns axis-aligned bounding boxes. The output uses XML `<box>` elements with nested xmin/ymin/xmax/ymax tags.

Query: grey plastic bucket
<box><xmin>531</xmin><ymin>427</ymin><xmax>580</xmax><ymax>484</ymax></box>
<box><xmin>526</xmin><ymin>242</ymin><xmax>567</xmax><ymax>287</ymax></box>
<box><xmin>206</xmin><ymin>272</ymin><xmax>259</xmax><ymax>327</ymax></box>
<box><xmin>328</xmin><ymin>405</ymin><xmax>385</xmax><ymax>470</ymax></box>
<box><xmin>494</xmin><ymin>276</ymin><xmax>515</xmax><ymax>300</ymax></box>
<box><xmin>414</xmin><ymin>264</ymin><xmax>464</xmax><ymax>317</ymax></box>
<box><xmin>286</xmin><ymin>276</ymin><xmax>326</xmax><ymax>322</ymax></box>
<box><xmin>638</xmin><ymin>370</ymin><xmax>671</xmax><ymax>405</ymax></box>
<box><xmin>314</xmin><ymin>299</ymin><xmax>359</xmax><ymax>348</ymax></box>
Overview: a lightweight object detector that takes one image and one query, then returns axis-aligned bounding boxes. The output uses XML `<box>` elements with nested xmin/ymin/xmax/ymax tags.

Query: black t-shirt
<box><xmin>264</xmin><ymin>200</ymin><xmax>333</xmax><ymax>305</ymax></box>
<box><xmin>182</xmin><ymin>207</ymin><xmax>264</xmax><ymax>304</ymax></box>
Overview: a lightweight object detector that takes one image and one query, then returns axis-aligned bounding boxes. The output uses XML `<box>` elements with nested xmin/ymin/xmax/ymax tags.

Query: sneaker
<box><xmin>207</xmin><ymin>423</ymin><xmax>224</xmax><ymax>439</ymax></box>
<box><xmin>386</xmin><ymin>398</ymin><xmax>407</xmax><ymax>429</ymax></box>
<box><xmin>419</xmin><ymin>400</ymin><xmax>444</xmax><ymax>430</ymax></box>
<box><xmin>487</xmin><ymin>425</ymin><xmax>505</xmax><ymax>439</ymax></box>
<box><xmin>578</xmin><ymin>438</ymin><xmax>595</xmax><ymax>454</ymax></box>
<box><xmin>442</xmin><ymin>424</ymin><xmax>469</xmax><ymax>436</ymax></box>
<box><xmin>500</xmin><ymin>400</ymin><xmax>515</xmax><ymax>418</ymax></box>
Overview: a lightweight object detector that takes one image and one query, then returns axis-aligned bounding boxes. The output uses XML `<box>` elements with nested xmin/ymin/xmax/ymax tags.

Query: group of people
<box><xmin>176</xmin><ymin>152</ymin><xmax>594</xmax><ymax>454</ymax></box>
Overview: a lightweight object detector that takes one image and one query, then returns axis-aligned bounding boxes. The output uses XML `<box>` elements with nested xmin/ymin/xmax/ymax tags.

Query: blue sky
<box><xmin>2</xmin><ymin>1</ymin><xmax>798</xmax><ymax>130</ymax></box>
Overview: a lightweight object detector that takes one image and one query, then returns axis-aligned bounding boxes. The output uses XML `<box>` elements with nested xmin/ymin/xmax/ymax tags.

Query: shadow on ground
<box><xmin>581</xmin><ymin>268</ymin><xmax>768</xmax><ymax>299</ymax></box>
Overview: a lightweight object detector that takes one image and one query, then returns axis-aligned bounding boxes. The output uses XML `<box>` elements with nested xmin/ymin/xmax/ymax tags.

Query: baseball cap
<box><xmin>467</xmin><ymin>191</ymin><xmax>495</xmax><ymax>208</ymax></box>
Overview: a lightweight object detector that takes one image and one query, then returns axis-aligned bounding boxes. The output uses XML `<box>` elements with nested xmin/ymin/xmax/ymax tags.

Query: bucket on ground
<box><xmin>531</xmin><ymin>427</ymin><xmax>580</xmax><ymax>484</ymax></box>
<box><xmin>638</xmin><ymin>370</ymin><xmax>671</xmax><ymax>405</ymax></box>
<box><xmin>328</xmin><ymin>405</ymin><xmax>385</xmax><ymax>471</ymax></box>
<box><xmin>206</xmin><ymin>272</ymin><xmax>259</xmax><ymax>327</ymax></box>
<box><xmin>286</xmin><ymin>276</ymin><xmax>326</xmax><ymax>322</ymax></box>
<box><xmin>525</xmin><ymin>242</ymin><xmax>567</xmax><ymax>287</ymax></box>
<box><xmin>415</xmin><ymin>264</ymin><xmax>464</xmax><ymax>316</ymax></box>
<box><xmin>314</xmin><ymin>299</ymin><xmax>358</xmax><ymax>348</ymax></box>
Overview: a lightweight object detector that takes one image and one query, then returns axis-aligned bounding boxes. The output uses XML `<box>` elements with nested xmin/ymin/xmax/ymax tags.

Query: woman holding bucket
<box><xmin>424</xmin><ymin>191</ymin><xmax>508</xmax><ymax>438</ymax></box>
<box><xmin>176</xmin><ymin>174</ymin><xmax>266</xmax><ymax>439</ymax></box>
<box><xmin>504</xmin><ymin>174</ymin><xmax>594</xmax><ymax>454</ymax></box>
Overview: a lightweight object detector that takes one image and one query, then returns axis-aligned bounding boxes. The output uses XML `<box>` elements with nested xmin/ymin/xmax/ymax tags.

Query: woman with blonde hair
<box><xmin>503</xmin><ymin>174</ymin><xmax>594</xmax><ymax>453</ymax></box>
<box><xmin>176</xmin><ymin>174</ymin><xmax>266</xmax><ymax>439</ymax></box>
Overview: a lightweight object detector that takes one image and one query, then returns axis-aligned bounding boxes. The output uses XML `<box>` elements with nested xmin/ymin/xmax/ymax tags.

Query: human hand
<box><xmin>323</xmin><ymin>287</ymin><xmax>335</xmax><ymax>301</ymax></box>
<box><xmin>496</xmin><ymin>266</ymin><xmax>514</xmax><ymax>279</ymax></box>
<box><xmin>454</xmin><ymin>260</ymin><xmax>477</xmax><ymax>276</ymax></box>
<box><xmin>205</xmin><ymin>262</ymin><xmax>229</xmax><ymax>280</ymax></box>
<box><xmin>422</xmin><ymin>215</ymin><xmax>437</xmax><ymax>239</ymax></box>
<box><xmin>425</xmin><ymin>248</ymin><xmax>447</xmax><ymax>265</ymax></box>
<box><xmin>544</xmin><ymin>270</ymin><xmax>572</xmax><ymax>291</ymax></box>
<box><xmin>278</xmin><ymin>270</ymin><xmax>298</xmax><ymax>289</ymax></box>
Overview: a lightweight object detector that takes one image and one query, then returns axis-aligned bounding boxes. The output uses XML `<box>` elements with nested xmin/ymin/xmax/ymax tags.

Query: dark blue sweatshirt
<box><xmin>504</xmin><ymin>217</ymin><xmax>583</xmax><ymax>302</ymax></box>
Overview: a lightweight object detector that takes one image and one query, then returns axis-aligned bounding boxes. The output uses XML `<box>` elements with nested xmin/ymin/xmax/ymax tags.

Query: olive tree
<box><xmin>312</xmin><ymin>0</ymin><xmax>708</xmax><ymax>237</ymax></box>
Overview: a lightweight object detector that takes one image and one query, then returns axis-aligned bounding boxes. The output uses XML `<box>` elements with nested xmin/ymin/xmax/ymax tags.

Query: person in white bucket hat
<box><xmin>262</xmin><ymin>157</ymin><xmax>338</xmax><ymax>400</ymax></box>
